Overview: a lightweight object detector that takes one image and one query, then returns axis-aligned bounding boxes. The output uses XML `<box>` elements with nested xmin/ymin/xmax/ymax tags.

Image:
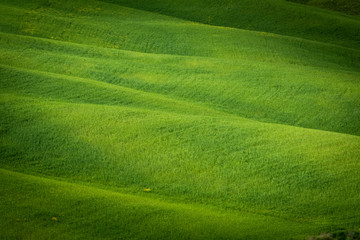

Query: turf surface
<box><xmin>0</xmin><ymin>0</ymin><xmax>359</xmax><ymax>239</ymax></box>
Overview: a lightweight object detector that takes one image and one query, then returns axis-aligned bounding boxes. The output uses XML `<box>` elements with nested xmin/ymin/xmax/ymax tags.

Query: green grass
<box><xmin>0</xmin><ymin>168</ymin><xmax>324</xmax><ymax>240</ymax></box>
<box><xmin>0</xmin><ymin>0</ymin><xmax>359</xmax><ymax>239</ymax></box>
<box><xmin>287</xmin><ymin>0</ymin><xmax>360</xmax><ymax>16</ymax></box>
<box><xmin>99</xmin><ymin>0</ymin><xmax>360</xmax><ymax>48</ymax></box>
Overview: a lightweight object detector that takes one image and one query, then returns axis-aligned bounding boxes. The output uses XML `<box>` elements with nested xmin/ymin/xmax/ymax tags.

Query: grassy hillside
<box><xmin>99</xmin><ymin>0</ymin><xmax>360</xmax><ymax>49</ymax></box>
<box><xmin>0</xmin><ymin>0</ymin><xmax>359</xmax><ymax>239</ymax></box>
<box><xmin>287</xmin><ymin>0</ymin><xmax>360</xmax><ymax>16</ymax></box>
<box><xmin>1</xmin><ymin>168</ymin><xmax>324</xmax><ymax>240</ymax></box>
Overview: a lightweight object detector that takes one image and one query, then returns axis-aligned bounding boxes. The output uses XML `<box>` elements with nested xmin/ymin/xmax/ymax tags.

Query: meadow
<box><xmin>0</xmin><ymin>0</ymin><xmax>359</xmax><ymax>239</ymax></box>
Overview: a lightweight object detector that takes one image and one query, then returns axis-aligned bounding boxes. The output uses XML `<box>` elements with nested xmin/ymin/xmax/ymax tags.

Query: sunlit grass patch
<box><xmin>0</xmin><ymin>0</ymin><xmax>359</xmax><ymax>239</ymax></box>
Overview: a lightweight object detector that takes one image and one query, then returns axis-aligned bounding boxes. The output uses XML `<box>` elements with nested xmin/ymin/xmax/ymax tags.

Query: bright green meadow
<box><xmin>0</xmin><ymin>0</ymin><xmax>359</xmax><ymax>239</ymax></box>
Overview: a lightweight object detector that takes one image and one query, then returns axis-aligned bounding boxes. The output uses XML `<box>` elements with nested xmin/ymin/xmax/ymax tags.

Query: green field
<box><xmin>287</xmin><ymin>0</ymin><xmax>360</xmax><ymax>16</ymax></box>
<box><xmin>0</xmin><ymin>0</ymin><xmax>359</xmax><ymax>239</ymax></box>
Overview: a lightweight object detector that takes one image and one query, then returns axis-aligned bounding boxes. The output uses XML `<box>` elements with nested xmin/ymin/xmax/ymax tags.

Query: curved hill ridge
<box><xmin>287</xmin><ymin>0</ymin><xmax>360</xmax><ymax>16</ymax></box>
<box><xmin>0</xmin><ymin>168</ymin><xmax>326</xmax><ymax>240</ymax></box>
<box><xmin>0</xmin><ymin>0</ymin><xmax>359</xmax><ymax>239</ymax></box>
<box><xmin>0</xmin><ymin>5</ymin><xmax>359</xmax><ymax>135</ymax></box>
<box><xmin>98</xmin><ymin>0</ymin><xmax>360</xmax><ymax>49</ymax></box>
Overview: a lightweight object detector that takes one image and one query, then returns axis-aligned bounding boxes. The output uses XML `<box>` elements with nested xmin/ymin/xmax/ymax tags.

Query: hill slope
<box><xmin>1</xmin><ymin>168</ymin><xmax>325</xmax><ymax>240</ymax></box>
<box><xmin>0</xmin><ymin>0</ymin><xmax>359</xmax><ymax>239</ymax></box>
<box><xmin>287</xmin><ymin>0</ymin><xmax>360</xmax><ymax>16</ymax></box>
<box><xmin>99</xmin><ymin>0</ymin><xmax>360</xmax><ymax>49</ymax></box>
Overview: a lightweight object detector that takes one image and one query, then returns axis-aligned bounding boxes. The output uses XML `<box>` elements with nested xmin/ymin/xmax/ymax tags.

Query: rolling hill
<box><xmin>0</xmin><ymin>0</ymin><xmax>359</xmax><ymax>239</ymax></box>
<box><xmin>287</xmin><ymin>0</ymin><xmax>360</xmax><ymax>16</ymax></box>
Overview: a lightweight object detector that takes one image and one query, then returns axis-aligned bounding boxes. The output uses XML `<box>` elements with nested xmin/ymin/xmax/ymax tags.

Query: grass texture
<box><xmin>0</xmin><ymin>0</ymin><xmax>359</xmax><ymax>239</ymax></box>
<box><xmin>287</xmin><ymin>0</ymin><xmax>360</xmax><ymax>16</ymax></box>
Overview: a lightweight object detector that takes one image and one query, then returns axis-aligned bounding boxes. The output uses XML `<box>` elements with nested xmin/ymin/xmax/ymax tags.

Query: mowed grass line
<box><xmin>0</xmin><ymin>168</ymin><xmax>329</xmax><ymax>240</ymax></box>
